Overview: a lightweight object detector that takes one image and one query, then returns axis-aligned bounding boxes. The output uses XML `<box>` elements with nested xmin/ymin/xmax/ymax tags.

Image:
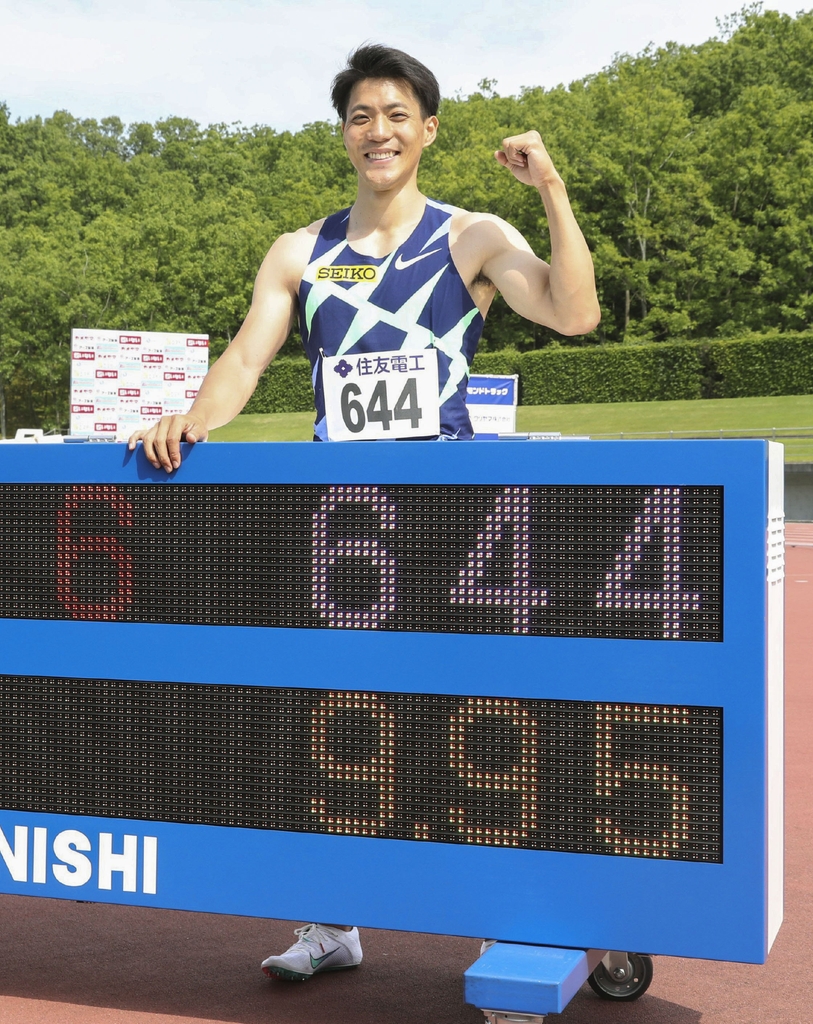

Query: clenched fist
<box><xmin>495</xmin><ymin>131</ymin><xmax>562</xmax><ymax>191</ymax></box>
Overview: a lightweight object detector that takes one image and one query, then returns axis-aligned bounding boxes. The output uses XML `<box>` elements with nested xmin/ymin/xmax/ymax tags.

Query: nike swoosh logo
<box><xmin>310</xmin><ymin>948</ymin><xmax>340</xmax><ymax>969</ymax></box>
<box><xmin>394</xmin><ymin>249</ymin><xmax>441</xmax><ymax>270</ymax></box>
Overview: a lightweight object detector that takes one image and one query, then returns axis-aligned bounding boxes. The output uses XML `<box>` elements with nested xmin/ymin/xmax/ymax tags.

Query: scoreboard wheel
<box><xmin>587</xmin><ymin>953</ymin><xmax>653</xmax><ymax>1001</ymax></box>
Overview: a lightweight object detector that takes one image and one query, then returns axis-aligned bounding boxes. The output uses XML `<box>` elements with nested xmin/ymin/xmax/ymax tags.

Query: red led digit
<box><xmin>56</xmin><ymin>485</ymin><xmax>134</xmax><ymax>620</ymax></box>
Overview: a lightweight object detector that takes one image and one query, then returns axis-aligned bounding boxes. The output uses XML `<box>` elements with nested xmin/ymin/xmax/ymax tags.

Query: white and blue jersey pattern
<box><xmin>299</xmin><ymin>199</ymin><xmax>485</xmax><ymax>440</ymax></box>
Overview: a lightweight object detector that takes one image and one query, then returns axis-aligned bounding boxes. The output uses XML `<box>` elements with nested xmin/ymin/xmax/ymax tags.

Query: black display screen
<box><xmin>0</xmin><ymin>482</ymin><xmax>722</xmax><ymax>640</ymax></box>
<box><xmin>0</xmin><ymin>675</ymin><xmax>723</xmax><ymax>862</ymax></box>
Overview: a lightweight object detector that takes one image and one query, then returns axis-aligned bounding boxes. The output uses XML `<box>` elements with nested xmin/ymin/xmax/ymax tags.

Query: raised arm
<box><xmin>463</xmin><ymin>131</ymin><xmax>600</xmax><ymax>336</ymax></box>
<box><xmin>128</xmin><ymin>229</ymin><xmax>310</xmax><ymax>472</ymax></box>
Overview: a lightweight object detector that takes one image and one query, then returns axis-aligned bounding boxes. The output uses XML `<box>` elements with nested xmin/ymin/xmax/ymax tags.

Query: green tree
<box><xmin>1</xmin><ymin>6</ymin><xmax>812</xmax><ymax>430</ymax></box>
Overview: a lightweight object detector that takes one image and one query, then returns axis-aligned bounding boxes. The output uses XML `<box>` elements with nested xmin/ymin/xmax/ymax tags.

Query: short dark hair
<box><xmin>331</xmin><ymin>44</ymin><xmax>440</xmax><ymax>121</ymax></box>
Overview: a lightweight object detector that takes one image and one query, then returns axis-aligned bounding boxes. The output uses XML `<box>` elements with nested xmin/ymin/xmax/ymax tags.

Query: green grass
<box><xmin>209</xmin><ymin>393</ymin><xmax>813</xmax><ymax>461</ymax></box>
<box><xmin>209</xmin><ymin>411</ymin><xmax>315</xmax><ymax>443</ymax></box>
<box><xmin>516</xmin><ymin>394</ymin><xmax>813</xmax><ymax>462</ymax></box>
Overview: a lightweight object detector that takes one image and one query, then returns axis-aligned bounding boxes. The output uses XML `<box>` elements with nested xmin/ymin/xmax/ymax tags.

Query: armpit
<box><xmin>471</xmin><ymin>270</ymin><xmax>494</xmax><ymax>289</ymax></box>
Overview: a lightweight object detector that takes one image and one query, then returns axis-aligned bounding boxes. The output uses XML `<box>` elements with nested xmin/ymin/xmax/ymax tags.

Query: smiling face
<box><xmin>342</xmin><ymin>78</ymin><xmax>438</xmax><ymax>192</ymax></box>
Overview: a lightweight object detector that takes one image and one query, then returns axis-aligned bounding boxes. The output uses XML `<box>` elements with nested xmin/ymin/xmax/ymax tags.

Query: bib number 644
<box><xmin>323</xmin><ymin>350</ymin><xmax>440</xmax><ymax>441</ymax></box>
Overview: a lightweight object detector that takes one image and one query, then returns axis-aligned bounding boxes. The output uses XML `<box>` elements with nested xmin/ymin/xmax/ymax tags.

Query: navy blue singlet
<box><xmin>299</xmin><ymin>199</ymin><xmax>484</xmax><ymax>440</ymax></box>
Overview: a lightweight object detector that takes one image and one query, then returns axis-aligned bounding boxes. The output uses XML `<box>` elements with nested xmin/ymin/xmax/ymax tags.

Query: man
<box><xmin>129</xmin><ymin>44</ymin><xmax>599</xmax><ymax>977</ymax></box>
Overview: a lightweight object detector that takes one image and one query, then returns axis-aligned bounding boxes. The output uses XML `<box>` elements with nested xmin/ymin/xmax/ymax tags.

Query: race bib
<box><xmin>323</xmin><ymin>350</ymin><xmax>440</xmax><ymax>441</ymax></box>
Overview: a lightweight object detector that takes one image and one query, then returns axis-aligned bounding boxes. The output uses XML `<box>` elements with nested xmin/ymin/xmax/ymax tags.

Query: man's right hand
<box><xmin>128</xmin><ymin>413</ymin><xmax>209</xmax><ymax>473</ymax></box>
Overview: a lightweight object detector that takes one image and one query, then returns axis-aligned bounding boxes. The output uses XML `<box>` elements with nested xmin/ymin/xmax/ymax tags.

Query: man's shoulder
<box><xmin>260</xmin><ymin>218</ymin><xmax>328</xmax><ymax>282</ymax></box>
<box><xmin>278</xmin><ymin>217</ymin><xmax>328</xmax><ymax>251</ymax></box>
<box><xmin>446</xmin><ymin>207</ymin><xmax>537</xmax><ymax>286</ymax></box>
<box><xmin>448</xmin><ymin>208</ymin><xmax>519</xmax><ymax>254</ymax></box>
<box><xmin>272</xmin><ymin>208</ymin><xmax>351</xmax><ymax>262</ymax></box>
<box><xmin>449</xmin><ymin>207</ymin><xmax>508</xmax><ymax>230</ymax></box>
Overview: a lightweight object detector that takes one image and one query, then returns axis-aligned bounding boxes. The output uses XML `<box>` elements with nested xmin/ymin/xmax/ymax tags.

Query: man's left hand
<box><xmin>495</xmin><ymin>131</ymin><xmax>561</xmax><ymax>191</ymax></box>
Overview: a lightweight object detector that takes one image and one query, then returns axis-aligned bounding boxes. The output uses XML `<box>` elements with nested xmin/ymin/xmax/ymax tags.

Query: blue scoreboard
<box><xmin>0</xmin><ymin>439</ymin><xmax>783</xmax><ymax>965</ymax></box>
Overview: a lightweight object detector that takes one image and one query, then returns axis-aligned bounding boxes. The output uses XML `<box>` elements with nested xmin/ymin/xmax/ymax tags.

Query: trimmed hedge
<box><xmin>470</xmin><ymin>349</ymin><xmax>524</xmax><ymax>378</ymax></box>
<box><xmin>518</xmin><ymin>342</ymin><xmax>704</xmax><ymax>406</ymax></box>
<box><xmin>243</xmin><ymin>357</ymin><xmax>313</xmax><ymax>414</ymax></box>
<box><xmin>235</xmin><ymin>333</ymin><xmax>813</xmax><ymax>412</ymax></box>
<box><xmin>706</xmin><ymin>332</ymin><xmax>813</xmax><ymax>398</ymax></box>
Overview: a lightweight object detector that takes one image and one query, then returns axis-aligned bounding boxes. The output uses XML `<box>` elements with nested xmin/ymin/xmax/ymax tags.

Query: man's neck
<box><xmin>346</xmin><ymin>180</ymin><xmax>427</xmax><ymax>258</ymax></box>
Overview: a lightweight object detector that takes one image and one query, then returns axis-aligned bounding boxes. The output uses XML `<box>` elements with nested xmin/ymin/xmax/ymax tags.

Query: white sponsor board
<box><xmin>70</xmin><ymin>330</ymin><xmax>209</xmax><ymax>439</ymax></box>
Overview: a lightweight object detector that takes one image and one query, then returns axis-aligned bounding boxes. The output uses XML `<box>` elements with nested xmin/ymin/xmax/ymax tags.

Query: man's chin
<box><xmin>360</xmin><ymin>171</ymin><xmax>403</xmax><ymax>192</ymax></box>
<box><xmin>364</xmin><ymin>166</ymin><xmax>398</xmax><ymax>183</ymax></box>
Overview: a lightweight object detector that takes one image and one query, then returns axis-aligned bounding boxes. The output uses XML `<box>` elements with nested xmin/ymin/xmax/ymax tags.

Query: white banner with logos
<box><xmin>70</xmin><ymin>330</ymin><xmax>209</xmax><ymax>440</ymax></box>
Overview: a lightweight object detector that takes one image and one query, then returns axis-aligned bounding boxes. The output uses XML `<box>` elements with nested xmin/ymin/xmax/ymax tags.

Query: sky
<box><xmin>0</xmin><ymin>0</ymin><xmax>809</xmax><ymax>132</ymax></box>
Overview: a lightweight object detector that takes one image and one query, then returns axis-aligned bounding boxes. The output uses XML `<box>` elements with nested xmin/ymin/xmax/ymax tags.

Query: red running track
<box><xmin>0</xmin><ymin>530</ymin><xmax>809</xmax><ymax>1024</ymax></box>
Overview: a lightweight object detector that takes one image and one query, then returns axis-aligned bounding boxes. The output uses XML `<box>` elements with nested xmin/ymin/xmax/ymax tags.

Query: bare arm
<box><xmin>471</xmin><ymin>131</ymin><xmax>600</xmax><ymax>336</ymax></box>
<box><xmin>128</xmin><ymin>229</ymin><xmax>309</xmax><ymax>472</ymax></box>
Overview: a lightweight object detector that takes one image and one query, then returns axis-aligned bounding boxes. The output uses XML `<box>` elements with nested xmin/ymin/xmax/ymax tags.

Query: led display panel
<box><xmin>0</xmin><ymin>482</ymin><xmax>722</xmax><ymax>640</ymax></box>
<box><xmin>0</xmin><ymin>675</ymin><xmax>723</xmax><ymax>861</ymax></box>
<box><xmin>0</xmin><ymin>440</ymin><xmax>782</xmax><ymax>966</ymax></box>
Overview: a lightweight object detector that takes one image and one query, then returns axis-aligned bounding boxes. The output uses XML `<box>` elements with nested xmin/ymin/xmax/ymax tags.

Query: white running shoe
<box><xmin>261</xmin><ymin>924</ymin><xmax>363</xmax><ymax>981</ymax></box>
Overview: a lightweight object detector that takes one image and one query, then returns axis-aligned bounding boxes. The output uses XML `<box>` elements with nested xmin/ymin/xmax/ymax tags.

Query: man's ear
<box><xmin>423</xmin><ymin>115</ymin><xmax>439</xmax><ymax>149</ymax></box>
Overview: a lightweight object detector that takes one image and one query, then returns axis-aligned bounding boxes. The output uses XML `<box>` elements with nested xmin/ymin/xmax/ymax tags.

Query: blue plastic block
<box><xmin>464</xmin><ymin>942</ymin><xmax>593</xmax><ymax>1015</ymax></box>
